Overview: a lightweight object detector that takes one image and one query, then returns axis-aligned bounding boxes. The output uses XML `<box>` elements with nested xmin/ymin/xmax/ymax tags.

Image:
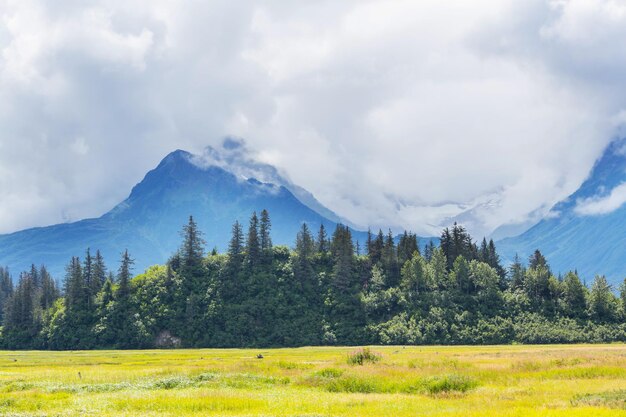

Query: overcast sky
<box><xmin>1</xmin><ymin>0</ymin><xmax>625</xmax><ymax>237</ymax></box>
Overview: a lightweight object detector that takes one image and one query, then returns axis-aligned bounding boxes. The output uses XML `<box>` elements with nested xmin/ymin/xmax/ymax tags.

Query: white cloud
<box><xmin>0</xmin><ymin>0</ymin><xmax>625</xmax><ymax>237</ymax></box>
<box><xmin>575</xmin><ymin>183</ymin><xmax>626</xmax><ymax>216</ymax></box>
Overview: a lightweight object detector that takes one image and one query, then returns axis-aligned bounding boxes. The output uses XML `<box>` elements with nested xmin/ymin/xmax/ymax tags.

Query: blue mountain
<box><xmin>497</xmin><ymin>139</ymin><xmax>626</xmax><ymax>286</ymax></box>
<box><xmin>0</xmin><ymin>146</ymin><xmax>371</xmax><ymax>278</ymax></box>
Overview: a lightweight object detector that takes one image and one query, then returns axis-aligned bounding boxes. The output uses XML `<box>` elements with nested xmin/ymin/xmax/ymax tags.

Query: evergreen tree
<box><xmin>180</xmin><ymin>216</ymin><xmax>206</xmax><ymax>270</ymax></box>
<box><xmin>30</xmin><ymin>264</ymin><xmax>40</xmax><ymax>289</ymax></box>
<box><xmin>0</xmin><ymin>267</ymin><xmax>13</xmax><ymax>322</ymax></box>
<box><xmin>317</xmin><ymin>224</ymin><xmax>330</xmax><ymax>254</ymax></box>
<box><xmin>369</xmin><ymin>230</ymin><xmax>385</xmax><ymax>265</ymax></box>
<box><xmin>397</xmin><ymin>231</ymin><xmax>419</xmax><ymax>266</ymax></box>
<box><xmin>509</xmin><ymin>254</ymin><xmax>525</xmax><ymax>290</ymax></box>
<box><xmin>92</xmin><ymin>250</ymin><xmax>107</xmax><ymax>294</ymax></box>
<box><xmin>451</xmin><ymin>256</ymin><xmax>472</xmax><ymax>295</ymax></box>
<box><xmin>228</xmin><ymin>221</ymin><xmax>244</xmax><ymax>266</ymax></box>
<box><xmin>424</xmin><ymin>240</ymin><xmax>436</xmax><ymax>262</ymax></box>
<box><xmin>382</xmin><ymin>230</ymin><xmax>400</xmax><ymax>287</ymax></box>
<box><xmin>3</xmin><ymin>273</ymin><xmax>40</xmax><ymax>348</ymax></box>
<box><xmin>440</xmin><ymin>223</ymin><xmax>475</xmax><ymax>270</ymax></box>
<box><xmin>479</xmin><ymin>238</ymin><xmax>489</xmax><ymax>263</ymax></box>
<box><xmin>245</xmin><ymin>212</ymin><xmax>260</xmax><ymax>270</ymax></box>
<box><xmin>259</xmin><ymin>209</ymin><xmax>273</xmax><ymax>264</ymax></box>
<box><xmin>429</xmin><ymin>248</ymin><xmax>449</xmax><ymax>289</ymax></box>
<box><xmin>65</xmin><ymin>257</ymin><xmax>87</xmax><ymax>314</ymax></box>
<box><xmin>39</xmin><ymin>266</ymin><xmax>58</xmax><ymax>310</ymax></box>
<box><xmin>289</xmin><ymin>223</ymin><xmax>322</xmax><ymax>344</ymax></box>
<box><xmin>400</xmin><ymin>252</ymin><xmax>429</xmax><ymax>307</ymax></box>
<box><xmin>528</xmin><ymin>250</ymin><xmax>550</xmax><ymax>274</ymax></box>
<box><xmin>102</xmin><ymin>250</ymin><xmax>148</xmax><ymax>349</ymax></box>
<box><xmin>619</xmin><ymin>278</ymin><xmax>626</xmax><ymax>319</ymax></box>
<box><xmin>327</xmin><ymin>225</ymin><xmax>363</xmax><ymax>343</ymax></box>
<box><xmin>588</xmin><ymin>275</ymin><xmax>618</xmax><ymax>323</ymax></box>
<box><xmin>560</xmin><ymin>271</ymin><xmax>587</xmax><ymax>319</ymax></box>
<box><xmin>117</xmin><ymin>250</ymin><xmax>133</xmax><ymax>301</ymax></box>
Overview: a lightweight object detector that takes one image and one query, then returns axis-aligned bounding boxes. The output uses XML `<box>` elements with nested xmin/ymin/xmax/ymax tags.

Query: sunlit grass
<box><xmin>0</xmin><ymin>345</ymin><xmax>624</xmax><ymax>416</ymax></box>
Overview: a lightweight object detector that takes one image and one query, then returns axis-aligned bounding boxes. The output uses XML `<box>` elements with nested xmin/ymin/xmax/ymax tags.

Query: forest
<box><xmin>1</xmin><ymin>210</ymin><xmax>625</xmax><ymax>350</ymax></box>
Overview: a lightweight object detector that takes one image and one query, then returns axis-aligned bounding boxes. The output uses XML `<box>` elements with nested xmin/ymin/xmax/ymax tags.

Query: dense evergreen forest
<box><xmin>1</xmin><ymin>210</ymin><xmax>626</xmax><ymax>350</ymax></box>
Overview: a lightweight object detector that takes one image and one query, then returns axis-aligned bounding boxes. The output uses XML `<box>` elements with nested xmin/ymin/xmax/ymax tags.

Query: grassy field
<box><xmin>0</xmin><ymin>345</ymin><xmax>625</xmax><ymax>416</ymax></box>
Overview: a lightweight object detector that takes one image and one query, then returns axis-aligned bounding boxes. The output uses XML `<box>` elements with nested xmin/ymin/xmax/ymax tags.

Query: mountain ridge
<box><xmin>0</xmin><ymin>143</ymin><xmax>432</xmax><ymax>279</ymax></box>
<box><xmin>497</xmin><ymin>138</ymin><xmax>626</xmax><ymax>285</ymax></box>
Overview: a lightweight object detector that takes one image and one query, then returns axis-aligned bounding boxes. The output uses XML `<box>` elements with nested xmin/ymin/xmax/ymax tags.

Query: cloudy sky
<box><xmin>1</xmin><ymin>0</ymin><xmax>625</xmax><ymax>237</ymax></box>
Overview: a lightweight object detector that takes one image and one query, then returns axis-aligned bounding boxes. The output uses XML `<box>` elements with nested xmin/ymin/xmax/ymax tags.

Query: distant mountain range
<box><xmin>0</xmin><ymin>140</ymin><xmax>431</xmax><ymax>278</ymax></box>
<box><xmin>2</xmin><ymin>137</ymin><xmax>625</xmax><ymax>285</ymax></box>
<box><xmin>498</xmin><ymin>139</ymin><xmax>626</xmax><ymax>286</ymax></box>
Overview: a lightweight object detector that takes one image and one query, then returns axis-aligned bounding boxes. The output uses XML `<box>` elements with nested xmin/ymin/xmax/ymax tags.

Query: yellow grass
<box><xmin>0</xmin><ymin>345</ymin><xmax>625</xmax><ymax>416</ymax></box>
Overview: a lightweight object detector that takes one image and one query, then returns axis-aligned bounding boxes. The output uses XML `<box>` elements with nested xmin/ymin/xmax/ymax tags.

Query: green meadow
<box><xmin>0</xmin><ymin>345</ymin><xmax>626</xmax><ymax>416</ymax></box>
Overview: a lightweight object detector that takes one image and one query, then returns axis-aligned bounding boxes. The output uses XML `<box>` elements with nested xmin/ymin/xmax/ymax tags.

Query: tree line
<box><xmin>1</xmin><ymin>211</ymin><xmax>626</xmax><ymax>349</ymax></box>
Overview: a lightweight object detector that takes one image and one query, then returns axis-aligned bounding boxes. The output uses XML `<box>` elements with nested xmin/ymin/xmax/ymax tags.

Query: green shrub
<box><xmin>315</xmin><ymin>368</ymin><xmax>344</xmax><ymax>378</ymax></box>
<box><xmin>325</xmin><ymin>376</ymin><xmax>379</xmax><ymax>393</ymax></box>
<box><xmin>347</xmin><ymin>348</ymin><xmax>381</xmax><ymax>365</ymax></box>
<box><xmin>423</xmin><ymin>374</ymin><xmax>477</xmax><ymax>394</ymax></box>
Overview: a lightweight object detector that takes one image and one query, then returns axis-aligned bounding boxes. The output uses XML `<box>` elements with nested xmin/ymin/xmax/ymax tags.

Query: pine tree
<box><xmin>0</xmin><ymin>267</ymin><xmax>13</xmax><ymax>322</ymax></box>
<box><xmin>400</xmin><ymin>252</ymin><xmax>428</xmax><ymax>305</ymax></box>
<box><xmin>397</xmin><ymin>231</ymin><xmax>419</xmax><ymax>266</ymax></box>
<box><xmin>382</xmin><ymin>229</ymin><xmax>400</xmax><ymax>287</ymax></box>
<box><xmin>4</xmin><ymin>273</ymin><xmax>39</xmax><ymax>348</ymax></box>
<box><xmin>116</xmin><ymin>250</ymin><xmax>133</xmax><ymax>301</ymax></box>
<box><xmin>83</xmin><ymin>248</ymin><xmax>95</xmax><ymax>309</ymax></box>
<box><xmin>39</xmin><ymin>266</ymin><xmax>58</xmax><ymax>310</ymax></box>
<box><xmin>179</xmin><ymin>216</ymin><xmax>206</xmax><ymax>296</ymax></box>
<box><xmin>509</xmin><ymin>254</ymin><xmax>525</xmax><ymax>290</ymax></box>
<box><xmin>528</xmin><ymin>250</ymin><xmax>550</xmax><ymax>274</ymax></box>
<box><xmin>619</xmin><ymin>278</ymin><xmax>626</xmax><ymax>319</ymax></box>
<box><xmin>588</xmin><ymin>275</ymin><xmax>618</xmax><ymax>323</ymax></box>
<box><xmin>560</xmin><ymin>271</ymin><xmax>587</xmax><ymax>319</ymax></box>
<box><xmin>181</xmin><ymin>216</ymin><xmax>206</xmax><ymax>270</ymax></box>
<box><xmin>327</xmin><ymin>224</ymin><xmax>363</xmax><ymax>343</ymax></box>
<box><xmin>479</xmin><ymin>238</ymin><xmax>489</xmax><ymax>263</ymax></box>
<box><xmin>296</xmin><ymin>223</ymin><xmax>315</xmax><ymax>261</ymax></box>
<box><xmin>227</xmin><ymin>221</ymin><xmax>244</xmax><ymax>268</ymax></box>
<box><xmin>29</xmin><ymin>264</ymin><xmax>40</xmax><ymax>289</ymax></box>
<box><xmin>423</xmin><ymin>240</ymin><xmax>436</xmax><ymax>262</ymax></box>
<box><xmin>441</xmin><ymin>223</ymin><xmax>476</xmax><ymax>270</ymax></box>
<box><xmin>331</xmin><ymin>225</ymin><xmax>355</xmax><ymax>292</ymax></box>
<box><xmin>65</xmin><ymin>257</ymin><xmax>87</xmax><ymax>314</ymax></box>
<box><xmin>259</xmin><ymin>209</ymin><xmax>273</xmax><ymax>264</ymax></box>
<box><xmin>317</xmin><ymin>224</ymin><xmax>330</xmax><ymax>254</ymax></box>
<box><xmin>92</xmin><ymin>250</ymin><xmax>107</xmax><ymax>294</ymax></box>
<box><xmin>246</xmin><ymin>212</ymin><xmax>260</xmax><ymax>270</ymax></box>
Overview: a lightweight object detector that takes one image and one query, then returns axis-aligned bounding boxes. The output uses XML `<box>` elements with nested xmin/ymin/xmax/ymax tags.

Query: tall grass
<box><xmin>0</xmin><ymin>345</ymin><xmax>624</xmax><ymax>416</ymax></box>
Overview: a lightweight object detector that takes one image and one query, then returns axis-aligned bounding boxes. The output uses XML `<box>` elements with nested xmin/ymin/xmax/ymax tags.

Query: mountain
<box><xmin>497</xmin><ymin>139</ymin><xmax>626</xmax><ymax>286</ymax></box>
<box><xmin>0</xmin><ymin>142</ymin><xmax>433</xmax><ymax>279</ymax></box>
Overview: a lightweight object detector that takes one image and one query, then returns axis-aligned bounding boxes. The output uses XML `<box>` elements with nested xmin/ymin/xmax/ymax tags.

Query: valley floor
<box><xmin>0</xmin><ymin>345</ymin><xmax>625</xmax><ymax>416</ymax></box>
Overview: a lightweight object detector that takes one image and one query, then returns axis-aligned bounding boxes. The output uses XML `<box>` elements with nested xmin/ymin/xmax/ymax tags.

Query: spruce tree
<box><xmin>382</xmin><ymin>229</ymin><xmax>400</xmax><ymax>287</ymax></box>
<box><xmin>0</xmin><ymin>267</ymin><xmax>13</xmax><ymax>322</ymax></box>
<box><xmin>509</xmin><ymin>254</ymin><xmax>525</xmax><ymax>290</ymax></box>
<box><xmin>259</xmin><ymin>209</ymin><xmax>273</xmax><ymax>264</ymax></box>
<box><xmin>92</xmin><ymin>250</ymin><xmax>107</xmax><ymax>294</ymax></box>
<box><xmin>588</xmin><ymin>275</ymin><xmax>618</xmax><ymax>323</ymax></box>
<box><xmin>246</xmin><ymin>212</ymin><xmax>260</xmax><ymax>269</ymax></box>
<box><xmin>179</xmin><ymin>215</ymin><xmax>206</xmax><ymax>296</ymax></box>
<box><xmin>39</xmin><ymin>266</ymin><xmax>58</xmax><ymax>310</ymax></box>
<box><xmin>560</xmin><ymin>271</ymin><xmax>587</xmax><ymax>319</ymax></box>
<box><xmin>4</xmin><ymin>273</ymin><xmax>39</xmax><ymax>348</ymax></box>
<box><xmin>116</xmin><ymin>250</ymin><xmax>133</xmax><ymax>301</ymax></box>
<box><xmin>227</xmin><ymin>221</ymin><xmax>244</xmax><ymax>269</ymax></box>
<box><xmin>397</xmin><ymin>231</ymin><xmax>418</xmax><ymax>266</ymax></box>
<box><xmin>317</xmin><ymin>224</ymin><xmax>329</xmax><ymax>254</ymax></box>
<box><xmin>528</xmin><ymin>250</ymin><xmax>550</xmax><ymax>274</ymax></box>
